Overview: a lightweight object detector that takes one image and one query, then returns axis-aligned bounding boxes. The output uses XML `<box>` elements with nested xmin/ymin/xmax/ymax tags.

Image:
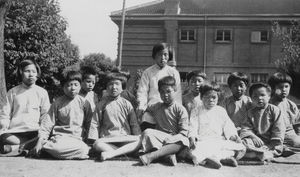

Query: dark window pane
<box><xmin>260</xmin><ymin>31</ymin><xmax>268</xmax><ymax>41</ymax></box>
<box><xmin>188</xmin><ymin>30</ymin><xmax>195</xmax><ymax>40</ymax></box>
<box><xmin>224</xmin><ymin>30</ymin><xmax>231</xmax><ymax>41</ymax></box>
<box><xmin>181</xmin><ymin>31</ymin><xmax>188</xmax><ymax>40</ymax></box>
<box><xmin>216</xmin><ymin>30</ymin><xmax>223</xmax><ymax>41</ymax></box>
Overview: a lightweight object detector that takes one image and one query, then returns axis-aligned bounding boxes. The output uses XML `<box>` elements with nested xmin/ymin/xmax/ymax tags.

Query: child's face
<box><xmin>154</xmin><ymin>48</ymin><xmax>169</xmax><ymax>68</ymax></box>
<box><xmin>106</xmin><ymin>79</ymin><xmax>123</xmax><ymax>98</ymax></box>
<box><xmin>202</xmin><ymin>90</ymin><xmax>218</xmax><ymax>109</ymax></box>
<box><xmin>63</xmin><ymin>80</ymin><xmax>81</xmax><ymax>99</ymax></box>
<box><xmin>159</xmin><ymin>85</ymin><xmax>176</xmax><ymax>105</ymax></box>
<box><xmin>22</xmin><ymin>64</ymin><xmax>37</xmax><ymax>86</ymax></box>
<box><xmin>189</xmin><ymin>76</ymin><xmax>205</xmax><ymax>94</ymax></box>
<box><xmin>251</xmin><ymin>87</ymin><xmax>270</xmax><ymax>108</ymax></box>
<box><xmin>81</xmin><ymin>75</ymin><xmax>96</xmax><ymax>92</ymax></box>
<box><xmin>274</xmin><ymin>82</ymin><xmax>290</xmax><ymax>99</ymax></box>
<box><xmin>230</xmin><ymin>80</ymin><xmax>247</xmax><ymax>99</ymax></box>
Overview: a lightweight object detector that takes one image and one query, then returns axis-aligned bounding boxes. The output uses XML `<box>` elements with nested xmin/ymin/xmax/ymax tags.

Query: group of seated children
<box><xmin>0</xmin><ymin>42</ymin><xmax>300</xmax><ymax>170</ymax></box>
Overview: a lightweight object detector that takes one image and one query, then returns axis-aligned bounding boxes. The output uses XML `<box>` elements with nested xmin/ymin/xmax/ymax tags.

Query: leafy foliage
<box><xmin>4</xmin><ymin>0</ymin><xmax>80</xmax><ymax>100</ymax></box>
<box><xmin>272</xmin><ymin>21</ymin><xmax>300</xmax><ymax>97</ymax></box>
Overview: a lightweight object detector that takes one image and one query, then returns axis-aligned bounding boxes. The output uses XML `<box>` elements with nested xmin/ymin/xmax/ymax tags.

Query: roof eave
<box><xmin>110</xmin><ymin>14</ymin><xmax>300</xmax><ymax>22</ymax></box>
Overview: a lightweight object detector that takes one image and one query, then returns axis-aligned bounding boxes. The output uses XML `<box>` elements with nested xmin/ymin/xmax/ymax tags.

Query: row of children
<box><xmin>0</xmin><ymin>42</ymin><xmax>299</xmax><ymax>170</ymax></box>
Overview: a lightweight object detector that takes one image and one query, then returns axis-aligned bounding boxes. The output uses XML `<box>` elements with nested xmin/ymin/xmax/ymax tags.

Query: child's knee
<box><xmin>142</xmin><ymin>129</ymin><xmax>156</xmax><ymax>137</ymax></box>
<box><xmin>291</xmin><ymin>135</ymin><xmax>300</xmax><ymax>147</ymax></box>
<box><xmin>0</xmin><ymin>133</ymin><xmax>21</xmax><ymax>145</ymax></box>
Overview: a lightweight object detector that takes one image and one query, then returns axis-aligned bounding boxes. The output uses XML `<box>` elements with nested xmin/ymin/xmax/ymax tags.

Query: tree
<box><xmin>0</xmin><ymin>0</ymin><xmax>10</xmax><ymax>106</ymax></box>
<box><xmin>273</xmin><ymin>21</ymin><xmax>300</xmax><ymax>97</ymax></box>
<box><xmin>4</xmin><ymin>0</ymin><xmax>80</xmax><ymax>100</ymax></box>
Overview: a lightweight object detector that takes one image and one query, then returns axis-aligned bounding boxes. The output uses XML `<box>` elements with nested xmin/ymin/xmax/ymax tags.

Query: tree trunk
<box><xmin>0</xmin><ymin>0</ymin><xmax>9</xmax><ymax>105</ymax></box>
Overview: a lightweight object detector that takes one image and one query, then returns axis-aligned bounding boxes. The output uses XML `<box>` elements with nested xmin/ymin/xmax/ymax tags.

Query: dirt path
<box><xmin>0</xmin><ymin>157</ymin><xmax>299</xmax><ymax>177</ymax></box>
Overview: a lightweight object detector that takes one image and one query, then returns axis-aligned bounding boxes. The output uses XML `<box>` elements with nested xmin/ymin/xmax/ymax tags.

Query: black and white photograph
<box><xmin>0</xmin><ymin>0</ymin><xmax>300</xmax><ymax>176</ymax></box>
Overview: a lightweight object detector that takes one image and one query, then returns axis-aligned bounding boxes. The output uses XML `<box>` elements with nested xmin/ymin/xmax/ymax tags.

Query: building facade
<box><xmin>110</xmin><ymin>0</ymin><xmax>300</xmax><ymax>84</ymax></box>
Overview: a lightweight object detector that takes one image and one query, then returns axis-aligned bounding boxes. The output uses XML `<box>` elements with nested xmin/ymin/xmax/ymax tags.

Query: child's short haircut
<box><xmin>227</xmin><ymin>72</ymin><xmax>249</xmax><ymax>87</ymax></box>
<box><xmin>158</xmin><ymin>76</ymin><xmax>177</xmax><ymax>91</ymax></box>
<box><xmin>17</xmin><ymin>59</ymin><xmax>41</xmax><ymax>81</ymax></box>
<box><xmin>249</xmin><ymin>83</ymin><xmax>271</xmax><ymax>97</ymax></box>
<box><xmin>104</xmin><ymin>71</ymin><xmax>129</xmax><ymax>90</ymax></box>
<box><xmin>200</xmin><ymin>82</ymin><xmax>220</xmax><ymax>98</ymax></box>
<box><xmin>61</xmin><ymin>70</ymin><xmax>82</xmax><ymax>86</ymax></box>
<box><xmin>152</xmin><ymin>42</ymin><xmax>173</xmax><ymax>61</ymax></box>
<box><xmin>268</xmin><ymin>72</ymin><xmax>293</xmax><ymax>89</ymax></box>
<box><xmin>80</xmin><ymin>65</ymin><xmax>97</xmax><ymax>80</ymax></box>
<box><xmin>186</xmin><ymin>70</ymin><xmax>207</xmax><ymax>83</ymax></box>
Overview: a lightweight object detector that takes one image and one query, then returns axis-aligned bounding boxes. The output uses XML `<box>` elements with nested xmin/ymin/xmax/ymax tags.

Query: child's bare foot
<box><xmin>220</xmin><ymin>157</ymin><xmax>238</xmax><ymax>167</ymax></box>
<box><xmin>259</xmin><ymin>151</ymin><xmax>274</xmax><ymax>162</ymax></box>
<box><xmin>205</xmin><ymin>157</ymin><xmax>222</xmax><ymax>169</ymax></box>
<box><xmin>100</xmin><ymin>151</ymin><xmax>113</xmax><ymax>161</ymax></box>
<box><xmin>139</xmin><ymin>154</ymin><xmax>151</xmax><ymax>166</ymax></box>
<box><xmin>165</xmin><ymin>154</ymin><xmax>177</xmax><ymax>166</ymax></box>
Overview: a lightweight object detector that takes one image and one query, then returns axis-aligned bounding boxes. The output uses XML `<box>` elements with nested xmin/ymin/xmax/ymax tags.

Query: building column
<box><xmin>165</xmin><ymin>20</ymin><xmax>178</xmax><ymax>63</ymax></box>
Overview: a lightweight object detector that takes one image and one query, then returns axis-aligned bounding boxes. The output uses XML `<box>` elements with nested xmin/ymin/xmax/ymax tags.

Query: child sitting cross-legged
<box><xmin>186</xmin><ymin>82</ymin><xmax>246</xmax><ymax>169</ymax></box>
<box><xmin>88</xmin><ymin>71</ymin><xmax>141</xmax><ymax>161</ymax></box>
<box><xmin>139</xmin><ymin>76</ymin><xmax>189</xmax><ymax>166</ymax></box>
<box><xmin>30</xmin><ymin>70</ymin><xmax>93</xmax><ymax>159</ymax></box>
<box><xmin>240</xmin><ymin>83</ymin><xmax>286</xmax><ymax>161</ymax></box>
<box><xmin>268</xmin><ymin>72</ymin><xmax>300</xmax><ymax>148</ymax></box>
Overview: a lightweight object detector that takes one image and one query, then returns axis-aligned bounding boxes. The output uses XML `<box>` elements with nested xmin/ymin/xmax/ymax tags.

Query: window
<box><xmin>251</xmin><ymin>73</ymin><xmax>268</xmax><ymax>83</ymax></box>
<box><xmin>215</xmin><ymin>29</ymin><xmax>232</xmax><ymax>42</ymax></box>
<box><xmin>179</xmin><ymin>29</ymin><xmax>196</xmax><ymax>42</ymax></box>
<box><xmin>251</xmin><ymin>30</ymin><xmax>268</xmax><ymax>43</ymax></box>
<box><xmin>214</xmin><ymin>73</ymin><xmax>230</xmax><ymax>84</ymax></box>
<box><xmin>179</xmin><ymin>72</ymin><xmax>188</xmax><ymax>82</ymax></box>
<box><xmin>281</xmin><ymin>26</ymin><xmax>292</xmax><ymax>35</ymax></box>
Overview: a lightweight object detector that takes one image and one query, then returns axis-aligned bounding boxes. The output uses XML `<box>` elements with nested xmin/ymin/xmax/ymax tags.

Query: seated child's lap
<box><xmin>43</xmin><ymin>135</ymin><xmax>90</xmax><ymax>159</ymax></box>
<box><xmin>0</xmin><ymin>131</ymin><xmax>38</xmax><ymax>144</ymax></box>
<box><xmin>191</xmin><ymin>139</ymin><xmax>245</xmax><ymax>160</ymax></box>
<box><xmin>141</xmin><ymin>129</ymin><xmax>186</xmax><ymax>152</ymax></box>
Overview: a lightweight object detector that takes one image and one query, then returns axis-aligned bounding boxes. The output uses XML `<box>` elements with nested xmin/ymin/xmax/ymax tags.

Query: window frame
<box><xmin>179</xmin><ymin>29</ymin><xmax>197</xmax><ymax>42</ymax></box>
<box><xmin>250</xmin><ymin>73</ymin><xmax>268</xmax><ymax>83</ymax></box>
<box><xmin>215</xmin><ymin>29</ymin><xmax>232</xmax><ymax>43</ymax></box>
<box><xmin>250</xmin><ymin>30</ymin><xmax>269</xmax><ymax>43</ymax></box>
<box><xmin>214</xmin><ymin>72</ymin><xmax>230</xmax><ymax>85</ymax></box>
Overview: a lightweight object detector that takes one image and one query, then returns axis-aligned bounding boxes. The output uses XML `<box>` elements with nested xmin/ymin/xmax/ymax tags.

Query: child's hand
<box><xmin>189</xmin><ymin>136</ymin><xmax>197</xmax><ymax>150</ymax></box>
<box><xmin>28</xmin><ymin>138</ymin><xmax>44</xmax><ymax>158</ymax></box>
<box><xmin>229</xmin><ymin>135</ymin><xmax>242</xmax><ymax>143</ymax></box>
<box><xmin>136</xmin><ymin>108</ymin><xmax>144</xmax><ymax>123</ymax></box>
<box><xmin>0</xmin><ymin>120</ymin><xmax>9</xmax><ymax>131</ymax></box>
<box><xmin>250</xmin><ymin>135</ymin><xmax>264</xmax><ymax>147</ymax></box>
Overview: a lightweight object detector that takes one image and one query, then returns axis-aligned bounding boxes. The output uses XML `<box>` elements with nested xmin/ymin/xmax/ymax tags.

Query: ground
<box><xmin>0</xmin><ymin>157</ymin><xmax>299</xmax><ymax>177</ymax></box>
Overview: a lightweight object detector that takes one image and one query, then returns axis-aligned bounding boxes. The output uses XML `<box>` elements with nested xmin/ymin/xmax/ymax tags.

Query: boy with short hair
<box><xmin>268</xmin><ymin>72</ymin><xmax>300</xmax><ymax>148</ymax></box>
<box><xmin>221</xmin><ymin>72</ymin><xmax>252</xmax><ymax>131</ymax></box>
<box><xmin>182</xmin><ymin>70</ymin><xmax>206</xmax><ymax>120</ymax></box>
<box><xmin>240</xmin><ymin>83</ymin><xmax>286</xmax><ymax>161</ymax></box>
<box><xmin>30</xmin><ymin>70</ymin><xmax>93</xmax><ymax>159</ymax></box>
<box><xmin>80</xmin><ymin>65</ymin><xmax>99</xmax><ymax>112</ymax></box>
<box><xmin>139</xmin><ymin>76</ymin><xmax>189</xmax><ymax>166</ymax></box>
<box><xmin>88</xmin><ymin>71</ymin><xmax>141</xmax><ymax>161</ymax></box>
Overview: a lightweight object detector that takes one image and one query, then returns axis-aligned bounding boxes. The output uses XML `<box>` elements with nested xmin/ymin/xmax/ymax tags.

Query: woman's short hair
<box><xmin>152</xmin><ymin>42</ymin><xmax>173</xmax><ymax>61</ymax></box>
<box><xmin>17</xmin><ymin>59</ymin><xmax>41</xmax><ymax>81</ymax></box>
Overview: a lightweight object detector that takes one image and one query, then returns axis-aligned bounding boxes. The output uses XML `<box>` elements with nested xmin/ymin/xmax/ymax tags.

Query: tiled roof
<box><xmin>111</xmin><ymin>0</ymin><xmax>300</xmax><ymax>16</ymax></box>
